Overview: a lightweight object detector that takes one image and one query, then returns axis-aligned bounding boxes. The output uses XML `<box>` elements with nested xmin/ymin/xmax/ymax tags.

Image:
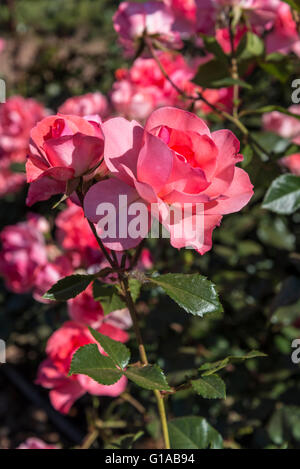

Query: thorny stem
<box><xmin>229</xmin><ymin>9</ymin><xmax>240</xmax><ymax>119</ymax></box>
<box><xmin>120</xmin><ymin>275</ymin><xmax>171</xmax><ymax>450</ymax></box>
<box><xmin>146</xmin><ymin>38</ymin><xmax>272</xmax><ymax>158</ymax></box>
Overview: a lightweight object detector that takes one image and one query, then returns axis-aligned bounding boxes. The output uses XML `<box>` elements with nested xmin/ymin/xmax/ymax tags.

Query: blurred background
<box><xmin>1</xmin><ymin>0</ymin><xmax>300</xmax><ymax>450</ymax></box>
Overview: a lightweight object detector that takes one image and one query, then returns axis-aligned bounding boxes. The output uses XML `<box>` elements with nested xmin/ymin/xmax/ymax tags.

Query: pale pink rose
<box><xmin>111</xmin><ymin>52</ymin><xmax>198</xmax><ymax>121</ymax></box>
<box><xmin>68</xmin><ymin>284</ymin><xmax>105</xmax><ymax>327</ymax></box>
<box><xmin>0</xmin><ymin>164</ymin><xmax>26</xmax><ymax>197</ymax></box>
<box><xmin>280</xmin><ymin>153</ymin><xmax>300</xmax><ymax>176</ymax></box>
<box><xmin>36</xmin><ymin>322</ymin><xmax>128</xmax><ymax>414</ymax></box>
<box><xmin>84</xmin><ymin>107</ymin><xmax>253</xmax><ymax>254</ymax></box>
<box><xmin>0</xmin><ymin>96</ymin><xmax>46</xmax><ymax>164</ymax></box>
<box><xmin>26</xmin><ymin>114</ymin><xmax>106</xmax><ymax>206</ymax></box>
<box><xmin>266</xmin><ymin>2</ymin><xmax>300</xmax><ymax>56</ymax></box>
<box><xmin>0</xmin><ymin>39</ymin><xmax>5</xmax><ymax>53</ymax></box>
<box><xmin>33</xmin><ymin>255</ymin><xmax>73</xmax><ymax>303</ymax></box>
<box><xmin>195</xmin><ymin>0</ymin><xmax>216</xmax><ymax>35</ymax></box>
<box><xmin>58</xmin><ymin>92</ymin><xmax>110</xmax><ymax>119</ymax></box>
<box><xmin>0</xmin><ymin>216</ymin><xmax>48</xmax><ymax>293</ymax></box>
<box><xmin>163</xmin><ymin>0</ymin><xmax>197</xmax><ymax>35</ymax></box>
<box><xmin>113</xmin><ymin>1</ymin><xmax>181</xmax><ymax>55</ymax></box>
<box><xmin>17</xmin><ymin>438</ymin><xmax>59</xmax><ymax>450</ymax></box>
<box><xmin>263</xmin><ymin>105</ymin><xmax>300</xmax><ymax>145</ymax></box>
<box><xmin>55</xmin><ymin>200</ymin><xmax>102</xmax><ymax>268</ymax></box>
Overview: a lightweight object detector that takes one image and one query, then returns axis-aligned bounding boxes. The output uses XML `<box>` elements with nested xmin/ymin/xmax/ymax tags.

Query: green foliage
<box><xmin>199</xmin><ymin>351</ymin><xmax>267</xmax><ymax>376</ymax></box>
<box><xmin>43</xmin><ymin>274</ymin><xmax>95</xmax><ymax>301</ymax></box>
<box><xmin>89</xmin><ymin>327</ymin><xmax>131</xmax><ymax>370</ymax></box>
<box><xmin>168</xmin><ymin>417</ymin><xmax>223</xmax><ymax>449</ymax></box>
<box><xmin>125</xmin><ymin>365</ymin><xmax>171</xmax><ymax>391</ymax></box>
<box><xmin>191</xmin><ymin>375</ymin><xmax>226</xmax><ymax>399</ymax></box>
<box><xmin>93</xmin><ymin>281</ymin><xmax>126</xmax><ymax>315</ymax></box>
<box><xmin>262</xmin><ymin>175</ymin><xmax>300</xmax><ymax>215</ymax></box>
<box><xmin>150</xmin><ymin>273</ymin><xmax>223</xmax><ymax>317</ymax></box>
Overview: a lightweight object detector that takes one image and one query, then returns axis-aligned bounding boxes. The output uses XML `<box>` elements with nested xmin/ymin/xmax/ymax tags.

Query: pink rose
<box><xmin>17</xmin><ymin>438</ymin><xmax>59</xmax><ymax>450</ymax></box>
<box><xmin>163</xmin><ymin>0</ymin><xmax>197</xmax><ymax>35</ymax></box>
<box><xmin>58</xmin><ymin>92</ymin><xmax>110</xmax><ymax>119</ymax></box>
<box><xmin>263</xmin><ymin>105</ymin><xmax>300</xmax><ymax>145</ymax></box>
<box><xmin>280</xmin><ymin>153</ymin><xmax>300</xmax><ymax>176</ymax></box>
<box><xmin>0</xmin><ymin>96</ymin><xmax>46</xmax><ymax>164</ymax></box>
<box><xmin>68</xmin><ymin>284</ymin><xmax>105</xmax><ymax>327</ymax></box>
<box><xmin>36</xmin><ymin>322</ymin><xmax>128</xmax><ymax>414</ymax></box>
<box><xmin>113</xmin><ymin>1</ymin><xmax>180</xmax><ymax>55</ymax></box>
<box><xmin>55</xmin><ymin>200</ymin><xmax>102</xmax><ymax>268</ymax></box>
<box><xmin>33</xmin><ymin>255</ymin><xmax>73</xmax><ymax>303</ymax></box>
<box><xmin>0</xmin><ymin>216</ymin><xmax>48</xmax><ymax>293</ymax></box>
<box><xmin>0</xmin><ymin>39</ymin><xmax>5</xmax><ymax>53</ymax></box>
<box><xmin>266</xmin><ymin>2</ymin><xmax>300</xmax><ymax>56</ymax></box>
<box><xmin>0</xmin><ymin>164</ymin><xmax>26</xmax><ymax>197</ymax></box>
<box><xmin>26</xmin><ymin>114</ymin><xmax>106</xmax><ymax>206</ymax></box>
<box><xmin>84</xmin><ymin>107</ymin><xmax>253</xmax><ymax>253</ymax></box>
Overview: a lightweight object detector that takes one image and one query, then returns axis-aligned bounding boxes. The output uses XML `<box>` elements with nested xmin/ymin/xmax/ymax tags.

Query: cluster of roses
<box><xmin>0</xmin><ymin>197</ymin><xmax>151</xmax><ymax>413</ymax></box>
<box><xmin>114</xmin><ymin>0</ymin><xmax>300</xmax><ymax>57</ymax></box>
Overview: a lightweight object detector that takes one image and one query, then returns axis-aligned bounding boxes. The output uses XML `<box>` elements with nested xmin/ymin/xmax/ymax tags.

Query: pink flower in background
<box><xmin>55</xmin><ymin>200</ymin><xmax>102</xmax><ymax>268</ymax></box>
<box><xmin>26</xmin><ymin>114</ymin><xmax>106</xmax><ymax>206</ymax></box>
<box><xmin>33</xmin><ymin>255</ymin><xmax>73</xmax><ymax>303</ymax></box>
<box><xmin>37</xmin><ymin>322</ymin><xmax>128</xmax><ymax>414</ymax></box>
<box><xmin>0</xmin><ymin>39</ymin><xmax>5</xmax><ymax>53</ymax></box>
<box><xmin>17</xmin><ymin>438</ymin><xmax>59</xmax><ymax>450</ymax></box>
<box><xmin>113</xmin><ymin>1</ymin><xmax>181</xmax><ymax>55</ymax></box>
<box><xmin>0</xmin><ymin>164</ymin><xmax>26</xmax><ymax>197</ymax></box>
<box><xmin>0</xmin><ymin>96</ymin><xmax>46</xmax><ymax>164</ymax></box>
<box><xmin>0</xmin><ymin>216</ymin><xmax>48</xmax><ymax>293</ymax></box>
<box><xmin>163</xmin><ymin>0</ymin><xmax>197</xmax><ymax>35</ymax></box>
<box><xmin>216</xmin><ymin>26</ymin><xmax>248</xmax><ymax>53</ymax></box>
<box><xmin>263</xmin><ymin>105</ymin><xmax>300</xmax><ymax>145</ymax></box>
<box><xmin>84</xmin><ymin>107</ymin><xmax>253</xmax><ymax>253</ymax></box>
<box><xmin>68</xmin><ymin>284</ymin><xmax>105</xmax><ymax>327</ymax></box>
<box><xmin>58</xmin><ymin>92</ymin><xmax>110</xmax><ymax>119</ymax></box>
<box><xmin>266</xmin><ymin>2</ymin><xmax>300</xmax><ymax>56</ymax></box>
<box><xmin>280</xmin><ymin>154</ymin><xmax>300</xmax><ymax>176</ymax></box>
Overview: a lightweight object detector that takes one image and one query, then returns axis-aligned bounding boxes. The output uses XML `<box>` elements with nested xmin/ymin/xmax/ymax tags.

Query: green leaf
<box><xmin>69</xmin><ymin>344</ymin><xmax>122</xmax><ymax>385</ymax></box>
<box><xmin>168</xmin><ymin>417</ymin><xmax>223</xmax><ymax>449</ymax></box>
<box><xmin>125</xmin><ymin>365</ymin><xmax>171</xmax><ymax>391</ymax></box>
<box><xmin>191</xmin><ymin>375</ymin><xmax>226</xmax><ymax>399</ymax></box>
<box><xmin>268</xmin><ymin>406</ymin><xmax>300</xmax><ymax>446</ymax></box>
<box><xmin>128</xmin><ymin>278</ymin><xmax>141</xmax><ymax>302</ymax></box>
<box><xmin>93</xmin><ymin>281</ymin><xmax>125</xmax><ymax>315</ymax></box>
<box><xmin>244</xmin><ymin>105</ymin><xmax>300</xmax><ymax>121</ymax></box>
<box><xmin>194</xmin><ymin>59</ymin><xmax>231</xmax><ymax>88</ymax></box>
<box><xmin>150</xmin><ymin>273</ymin><xmax>223</xmax><ymax>317</ymax></box>
<box><xmin>43</xmin><ymin>274</ymin><xmax>95</xmax><ymax>301</ymax></box>
<box><xmin>106</xmin><ymin>431</ymin><xmax>144</xmax><ymax>449</ymax></box>
<box><xmin>89</xmin><ymin>327</ymin><xmax>130</xmax><ymax>370</ymax></box>
<box><xmin>236</xmin><ymin>32</ymin><xmax>265</xmax><ymax>61</ymax></box>
<box><xmin>262</xmin><ymin>175</ymin><xmax>300</xmax><ymax>215</ymax></box>
<box><xmin>241</xmin><ymin>144</ymin><xmax>254</xmax><ymax>168</ymax></box>
<box><xmin>271</xmin><ymin>299</ymin><xmax>300</xmax><ymax>326</ymax></box>
<box><xmin>202</xmin><ymin>36</ymin><xmax>228</xmax><ymax>64</ymax></box>
<box><xmin>210</xmin><ymin>77</ymin><xmax>252</xmax><ymax>90</ymax></box>
<box><xmin>199</xmin><ymin>350</ymin><xmax>267</xmax><ymax>376</ymax></box>
<box><xmin>281</xmin><ymin>0</ymin><xmax>300</xmax><ymax>12</ymax></box>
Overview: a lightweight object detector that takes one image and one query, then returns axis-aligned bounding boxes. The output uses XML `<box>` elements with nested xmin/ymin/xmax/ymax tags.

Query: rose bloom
<box><xmin>17</xmin><ymin>438</ymin><xmax>59</xmax><ymax>450</ymax></box>
<box><xmin>26</xmin><ymin>114</ymin><xmax>106</xmax><ymax>206</ymax></box>
<box><xmin>163</xmin><ymin>0</ymin><xmax>197</xmax><ymax>35</ymax></box>
<box><xmin>0</xmin><ymin>163</ymin><xmax>26</xmax><ymax>198</ymax></box>
<box><xmin>55</xmin><ymin>200</ymin><xmax>102</xmax><ymax>268</ymax></box>
<box><xmin>58</xmin><ymin>92</ymin><xmax>110</xmax><ymax>119</ymax></box>
<box><xmin>266</xmin><ymin>2</ymin><xmax>300</xmax><ymax>56</ymax></box>
<box><xmin>0</xmin><ymin>216</ymin><xmax>48</xmax><ymax>293</ymax></box>
<box><xmin>0</xmin><ymin>96</ymin><xmax>46</xmax><ymax>164</ymax></box>
<box><xmin>113</xmin><ymin>1</ymin><xmax>181</xmax><ymax>55</ymax></box>
<box><xmin>0</xmin><ymin>38</ymin><xmax>5</xmax><ymax>53</ymax></box>
<box><xmin>33</xmin><ymin>254</ymin><xmax>73</xmax><ymax>303</ymax></box>
<box><xmin>280</xmin><ymin>154</ymin><xmax>300</xmax><ymax>176</ymax></box>
<box><xmin>263</xmin><ymin>105</ymin><xmax>300</xmax><ymax>145</ymax></box>
<box><xmin>84</xmin><ymin>107</ymin><xmax>253</xmax><ymax>253</ymax></box>
<box><xmin>68</xmin><ymin>283</ymin><xmax>132</xmax><ymax>329</ymax></box>
<box><xmin>36</xmin><ymin>322</ymin><xmax>128</xmax><ymax>414</ymax></box>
